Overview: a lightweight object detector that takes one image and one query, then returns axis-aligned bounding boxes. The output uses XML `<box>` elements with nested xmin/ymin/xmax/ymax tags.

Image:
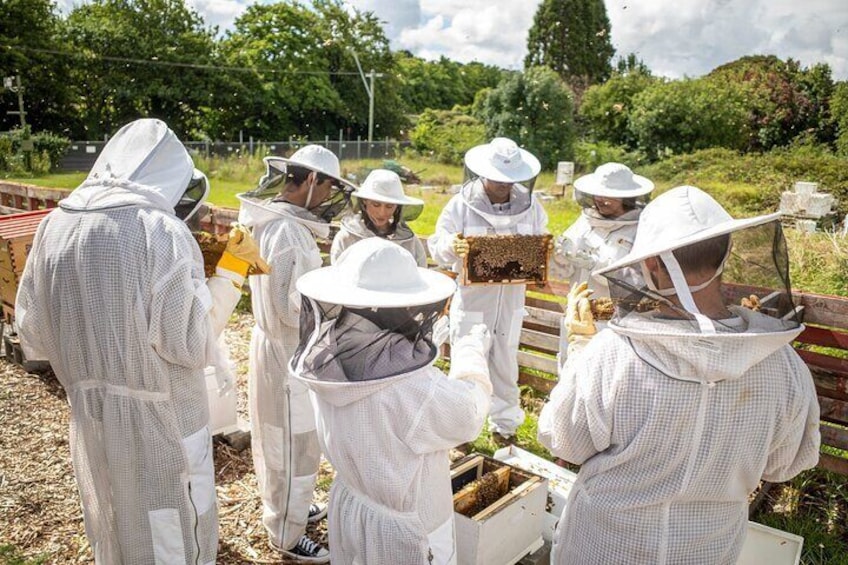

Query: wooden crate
<box><xmin>462</xmin><ymin>234</ymin><xmax>552</xmax><ymax>286</ymax></box>
<box><xmin>451</xmin><ymin>453</ymin><xmax>547</xmax><ymax>565</ymax></box>
<box><xmin>0</xmin><ymin>209</ymin><xmax>51</xmax><ymax>310</ymax></box>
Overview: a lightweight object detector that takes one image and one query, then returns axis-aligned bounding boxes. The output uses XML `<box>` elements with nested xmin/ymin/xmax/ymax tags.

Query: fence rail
<box><xmin>58</xmin><ymin>139</ymin><xmax>412</xmax><ymax>173</ymax></box>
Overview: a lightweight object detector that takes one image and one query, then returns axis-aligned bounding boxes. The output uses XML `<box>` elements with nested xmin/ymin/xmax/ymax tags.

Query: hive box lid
<box><xmin>0</xmin><ymin>209</ymin><xmax>51</xmax><ymax>240</ymax></box>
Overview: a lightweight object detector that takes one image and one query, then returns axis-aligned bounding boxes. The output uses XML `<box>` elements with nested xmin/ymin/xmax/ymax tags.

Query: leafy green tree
<box><xmin>579</xmin><ymin>68</ymin><xmax>657</xmax><ymax>148</ymax></box>
<box><xmin>628</xmin><ymin>78</ymin><xmax>750</xmax><ymax>160</ymax></box>
<box><xmin>409</xmin><ymin>107</ymin><xmax>486</xmax><ymax>164</ymax></box>
<box><xmin>64</xmin><ymin>0</ymin><xmax>221</xmax><ymax>138</ymax></box>
<box><xmin>0</xmin><ymin>0</ymin><xmax>75</xmax><ymax>135</ymax></box>
<box><xmin>706</xmin><ymin>55</ymin><xmax>833</xmax><ymax>151</ymax></box>
<box><xmin>831</xmin><ymin>82</ymin><xmax>848</xmax><ymax>156</ymax></box>
<box><xmin>475</xmin><ymin>66</ymin><xmax>575</xmax><ymax>169</ymax></box>
<box><xmin>525</xmin><ymin>0</ymin><xmax>614</xmax><ymax>95</ymax></box>
<box><xmin>395</xmin><ymin>52</ymin><xmax>505</xmax><ymax>114</ymax></box>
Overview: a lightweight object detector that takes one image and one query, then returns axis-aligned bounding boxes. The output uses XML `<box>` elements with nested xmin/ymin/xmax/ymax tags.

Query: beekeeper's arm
<box><xmin>427</xmin><ymin>197</ymin><xmax>467</xmax><ymax>269</ymax></box>
<box><xmin>148</xmin><ymin>225</ymin><xmax>267</xmax><ymax>369</ymax></box>
<box><xmin>404</xmin><ymin>324</ymin><xmax>493</xmax><ymax>453</ymax></box>
<box><xmin>562</xmin><ymin>282</ymin><xmax>597</xmax><ymax>360</ymax></box>
<box><xmin>538</xmin><ymin>336</ymin><xmax>614</xmax><ymax>465</ymax></box>
<box><xmin>205</xmin><ymin>225</ymin><xmax>269</xmax><ymax>336</ymax></box>
<box><xmin>15</xmin><ymin>222</ymin><xmax>50</xmax><ymax>361</ymax></box>
<box><xmin>762</xmin><ymin>354</ymin><xmax>822</xmax><ymax>482</ymax></box>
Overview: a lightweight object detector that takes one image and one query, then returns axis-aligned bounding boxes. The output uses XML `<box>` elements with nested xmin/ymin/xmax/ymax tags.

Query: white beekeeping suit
<box><xmin>331</xmin><ymin>169</ymin><xmax>427</xmax><ymax>267</ymax></box>
<box><xmin>428</xmin><ymin>138</ymin><xmax>547</xmax><ymax>438</ymax></box>
<box><xmin>237</xmin><ymin>147</ymin><xmax>354</xmax><ymax>562</ymax></box>
<box><xmin>291</xmin><ymin>238</ymin><xmax>492</xmax><ymax>565</ymax></box>
<box><xmin>539</xmin><ymin>186</ymin><xmax>821</xmax><ymax>565</ymax></box>
<box><xmin>550</xmin><ymin>162</ymin><xmax>654</xmax><ymax>370</ymax></box>
<box><xmin>15</xmin><ymin>118</ymin><xmax>253</xmax><ymax>565</ymax></box>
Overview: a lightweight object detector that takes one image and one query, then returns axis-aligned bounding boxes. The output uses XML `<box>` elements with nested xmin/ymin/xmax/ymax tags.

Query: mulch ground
<box><xmin>0</xmin><ymin>312</ymin><xmax>333</xmax><ymax>564</ymax></box>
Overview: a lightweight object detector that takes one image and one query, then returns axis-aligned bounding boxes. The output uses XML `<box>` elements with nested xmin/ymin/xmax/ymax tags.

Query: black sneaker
<box><xmin>280</xmin><ymin>534</ymin><xmax>330</xmax><ymax>564</ymax></box>
<box><xmin>308</xmin><ymin>502</ymin><xmax>328</xmax><ymax>523</ymax></box>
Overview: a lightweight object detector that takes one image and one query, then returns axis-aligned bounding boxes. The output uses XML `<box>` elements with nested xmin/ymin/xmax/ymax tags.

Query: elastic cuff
<box><xmin>214</xmin><ymin>266</ymin><xmax>246</xmax><ymax>287</ymax></box>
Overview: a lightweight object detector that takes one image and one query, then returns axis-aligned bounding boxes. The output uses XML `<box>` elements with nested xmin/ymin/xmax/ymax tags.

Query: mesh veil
<box><xmin>292</xmin><ymin>297</ymin><xmax>449</xmax><ymax>382</ymax></box>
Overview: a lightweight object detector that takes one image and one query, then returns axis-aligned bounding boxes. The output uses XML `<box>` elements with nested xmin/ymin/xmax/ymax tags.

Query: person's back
<box><xmin>545</xmin><ymin>313</ymin><xmax>818</xmax><ymax>563</ymax></box>
<box><xmin>15</xmin><ymin>118</ymin><xmax>261</xmax><ymax>565</ymax></box>
<box><xmin>539</xmin><ymin>185</ymin><xmax>820</xmax><ymax>564</ymax></box>
<box><xmin>292</xmin><ymin>238</ymin><xmax>492</xmax><ymax>564</ymax></box>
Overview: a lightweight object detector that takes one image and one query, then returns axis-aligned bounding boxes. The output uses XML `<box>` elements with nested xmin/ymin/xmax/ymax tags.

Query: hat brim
<box><xmin>594</xmin><ymin>212</ymin><xmax>783</xmax><ymax>277</ymax></box>
<box><xmin>464</xmin><ymin>145</ymin><xmax>541</xmax><ymax>184</ymax></box>
<box><xmin>267</xmin><ymin>155</ymin><xmax>357</xmax><ymax>192</ymax></box>
<box><xmin>573</xmin><ymin>173</ymin><xmax>654</xmax><ymax>198</ymax></box>
<box><xmin>351</xmin><ymin>190</ymin><xmax>424</xmax><ymax>207</ymax></box>
<box><xmin>297</xmin><ymin>265</ymin><xmax>457</xmax><ymax>308</ymax></box>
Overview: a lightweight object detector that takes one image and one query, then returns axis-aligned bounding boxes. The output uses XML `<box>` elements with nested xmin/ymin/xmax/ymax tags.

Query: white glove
<box><xmin>556</xmin><ymin>235</ymin><xmax>596</xmax><ymax>270</ymax></box>
<box><xmin>466</xmin><ymin>323</ymin><xmax>492</xmax><ymax>356</ymax></box>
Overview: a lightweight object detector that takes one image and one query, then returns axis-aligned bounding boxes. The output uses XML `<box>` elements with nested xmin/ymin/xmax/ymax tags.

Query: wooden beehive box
<box><xmin>462</xmin><ymin>234</ymin><xmax>552</xmax><ymax>286</ymax></box>
<box><xmin>0</xmin><ymin>209</ymin><xmax>51</xmax><ymax>309</ymax></box>
<box><xmin>451</xmin><ymin>453</ymin><xmax>547</xmax><ymax>565</ymax></box>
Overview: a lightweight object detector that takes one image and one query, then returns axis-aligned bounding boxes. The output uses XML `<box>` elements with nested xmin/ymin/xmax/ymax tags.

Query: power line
<box><xmin>0</xmin><ymin>44</ymin><xmax>365</xmax><ymax>76</ymax></box>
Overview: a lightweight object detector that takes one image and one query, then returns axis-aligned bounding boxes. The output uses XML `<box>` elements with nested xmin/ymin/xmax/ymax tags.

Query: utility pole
<box><xmin>4</xmin><ymin>75</ymin><xmax>27</xmax><ymax>129</ymax></box>
<box><xmin>349</xmin><ymin>50</ymin><xmax>383</xmax><ymax>145</ymax></box>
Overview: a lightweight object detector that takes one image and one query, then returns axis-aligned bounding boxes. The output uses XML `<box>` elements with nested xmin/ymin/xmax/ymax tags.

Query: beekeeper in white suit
<box><xmin>237</xmin><ymin>145</ymin><xmax>354</xmax><ymax>562</ymax></box>
<box><xmin>550</xmin><ymin>162</ymin><xmax>654</xmax><ymax>370</ymax></box>
<box><xmin>15</xmin><ymin>118</ymin><xmax>268</xmax><ymax>565</ymax></box>
<box><xmin>330</xmin><ymin>168</ymin><xmax>427</xmax><ymax>266</ymax></box>
<box><xmin>291</xmin><ymin>237</ymin><xmax>492</xmax><ymax>564</ymax></box>
<box><xmin>428</xmin><ymin>137</ymin><xmax>548</xmax><ymax>440</ymax></box>
<box><xmin>539</xmin><ymin>185</ymin><xmax>821</xmax><ymax>564</ymax></box>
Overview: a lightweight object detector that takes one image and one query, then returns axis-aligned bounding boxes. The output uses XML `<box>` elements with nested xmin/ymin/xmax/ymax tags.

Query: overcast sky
<box><xmin>59</xmin><ymin>0</ymin><xmax>848</xmax><ymax>80</ymax></box>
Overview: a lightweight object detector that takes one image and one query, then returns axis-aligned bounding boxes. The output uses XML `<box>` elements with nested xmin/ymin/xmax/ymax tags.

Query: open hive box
<box><xmin>450</xmin><ymin>453</ymin><xmax>547</xmax><ymax>565</ymax></box>
<box><xmin>462</xmin><ymin>234</ymin><xmax>552</xmax><ymax>286</ymax></box>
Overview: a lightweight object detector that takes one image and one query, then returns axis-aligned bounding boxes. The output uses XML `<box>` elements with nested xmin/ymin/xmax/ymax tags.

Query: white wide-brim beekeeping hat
<box><xmin>297</xmin><ymin>238</ymin><xmax>456</xmax><ymax>308</ymax></box>
<box><xmin>595</xmin><ymin>185</ymin><xmax>781</xmax><ymax>277</ymax></box>
<box><xmin>352</xmin><ymin>169</ymin><xmax>423</xmax><ymax>206</ymax></box>
<box><xmin>270</xmin><ymin>145</ymin><xmax>355</xmax><ymax>189</ymax></box>
<box><xmin>573</xmin><ymin>162</ymin><xmax>654</xmax><ymax>198</ymax></box>
<box><xmin>464</xmin><ymin>137</ymin><xmax>541</xmax><ymax>184</ymax></box>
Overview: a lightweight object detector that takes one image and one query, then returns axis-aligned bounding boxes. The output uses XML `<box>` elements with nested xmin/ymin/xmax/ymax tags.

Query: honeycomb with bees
<box><xmin>462</xmin><ymin>233</ymin><xmax>552</xmax><ymax>285</ymax></box>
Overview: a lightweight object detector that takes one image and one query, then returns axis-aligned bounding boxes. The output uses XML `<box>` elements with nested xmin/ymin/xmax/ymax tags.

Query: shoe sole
<box><xmin>308</xmin><ymin>506</ymin><xmax>328</xmax><ymax>523</ymax></box>
<box><xmin>268</xmin><ymin>540</ymin><xmax>330</xmax><ymax>564</ymax></box>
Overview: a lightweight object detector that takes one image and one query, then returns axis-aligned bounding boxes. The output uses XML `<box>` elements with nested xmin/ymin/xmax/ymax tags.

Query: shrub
<box><xmin>409</xmin><ymin>107</ymin><xmax>487</xmax><ymax>165</ymax></box>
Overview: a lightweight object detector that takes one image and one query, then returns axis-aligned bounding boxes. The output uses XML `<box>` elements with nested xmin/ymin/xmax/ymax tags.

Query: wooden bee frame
<box><xmin>462</xmin><ymin>234</ymin><xmax>552</xmax><ymax>286</ymax></box>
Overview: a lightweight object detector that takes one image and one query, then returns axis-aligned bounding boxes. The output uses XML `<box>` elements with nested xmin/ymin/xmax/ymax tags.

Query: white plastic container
<box><xmin>793</xmin><ymin>181</ymin><xmax>818</xmax><ymax>196</ymax></box>
<box><xmin>204</xmin><ymin>366</ymin><xmax>239</xmax><ymax>436</ymax></box>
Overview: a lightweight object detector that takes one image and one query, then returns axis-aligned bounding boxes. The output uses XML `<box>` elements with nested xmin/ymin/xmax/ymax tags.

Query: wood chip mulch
<box><xmin>0</xmin><ymin>312</ymin><xmax>335</xmax><ymax>564</ymax></box>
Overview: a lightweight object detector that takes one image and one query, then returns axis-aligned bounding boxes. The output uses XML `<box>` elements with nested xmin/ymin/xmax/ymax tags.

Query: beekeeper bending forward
<box><xmin>428</xmin><ymin>138</ymin><xmax>548</xmax><ymax>441</ymax></box>
<box><xmin>291</xmin><ymin>238</ymin><xmax>492</xmax><ymax>564</ymax></box>
<box><xmin>15</xmin><ymin>118</ymin><xmax>268</xmax><ymax>565</ymax></box>
<box><xmin>237</xmin><ymin>146</ymin><xmax>355</xmax><ymax>562</ymax></box>
<box><xmin>539</xmin><ymin>186</ymin><xmax>821</xmax><ymax>564</ymax></box>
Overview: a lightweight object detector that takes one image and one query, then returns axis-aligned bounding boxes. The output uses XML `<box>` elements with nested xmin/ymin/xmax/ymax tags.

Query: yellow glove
<box><xmin>565</xmin><ymin>282</ymin><xmax>596</xmax><ymax>342</ymax></box>
<box><xmin>452</xmin><ymin>234</ymin><xmax>469</xmax><ymax>258</ymax></box>
<box><xmin>740</xmin><ymin>294</ymin><xmax>761</xmax><ymax>311</ymax></box>
<box><xmin>216</xmin><ymin>224</ymin><xmax>271</xmax><ymax>280</ymax></box>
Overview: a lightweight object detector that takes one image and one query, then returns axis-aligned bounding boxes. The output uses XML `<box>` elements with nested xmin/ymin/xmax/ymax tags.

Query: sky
<box><xmin>59</xmin><ymin>0</ymin><xmax>848</xmax><ymax>80</ymax></box>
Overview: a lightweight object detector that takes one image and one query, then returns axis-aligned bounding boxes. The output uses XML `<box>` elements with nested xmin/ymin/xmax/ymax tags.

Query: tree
<box><xmin>409</xmin><ymin>107</ymin><xmax>486</xmax><ymax>164</ymax></box>
<box><xmin>628</xmin><ymin>78</ymin><xmax>750</xmax><ymax>160</ymax></box>
<box><xmin>475</xmin><ymin>66</ymin><xmax>575</xmax><ymax>169</ymax></box>
<box><xmin>578</xmin><ymin>68</ymin><xmax>657</xmax><ymax>148</ymax></box>
<box><xmin>524</xmin><ymin>0</ymin><xmax>614</xmax><ymax>96</ymax></box>
<box><xmin>831</xmin><ymin>81</ymin><xmax>848</xmax><ymax>156</ymax></box>
<box><xmin>0</xmin><ymin>0</ymin><xmax>75</xmax><ymax>135</ymax></box>
<box><xmin>64</xmin><ymin>0</ymin><xmax>222</xmax><ymax>139</ymax></box>
<box><xmin>706</xmin><ymin>55</ymin><xmax>833</xmax><ymax>151</ymax></box>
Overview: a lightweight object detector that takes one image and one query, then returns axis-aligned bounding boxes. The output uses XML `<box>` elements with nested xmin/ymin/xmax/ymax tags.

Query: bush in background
<box><xmin>0</xmin><ymin>129</ymin><xmax>70</xmax><ymax>174</ymax></box>
<box><xmin>409</xmin><ymin>107</ymin><xmax>487</xmax><ymax>165</ymax></box>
